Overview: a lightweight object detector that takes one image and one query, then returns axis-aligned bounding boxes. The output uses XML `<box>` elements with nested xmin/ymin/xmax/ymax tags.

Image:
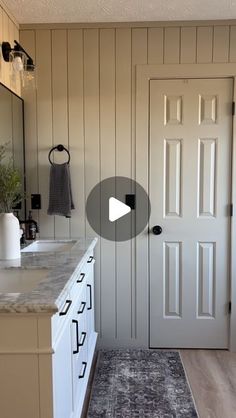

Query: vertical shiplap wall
<box><xmin>20</xmin><ymin>23</ymin><xmax>236</xmax><ymax>347</ymax></box>
<box><xmin>0</xmin><ymin>5</ymin><xmax>20</xmax><ymax>95</ymax></box>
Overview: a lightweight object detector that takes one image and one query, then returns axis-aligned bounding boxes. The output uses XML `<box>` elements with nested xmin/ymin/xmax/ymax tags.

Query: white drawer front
<box><xmin>72</xmin><ymin>336</ymin><xmax>88</xmax><ymax>413</ymax></box>
<box><xmin>70</xmin><ymin>256</ymin><xmax>95</xmax><ymax>300</ymax></box>
<box><xmin>52</xmin><ymin>292</ymin><xmax>73</xmax><ymax>343</ymax></box>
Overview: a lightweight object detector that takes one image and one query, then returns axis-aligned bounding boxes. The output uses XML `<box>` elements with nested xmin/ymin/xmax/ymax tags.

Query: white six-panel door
<box><xmin>149</xmin><ymin>78</ymin><xmax>233</xmax><ymax>348</ymax></box>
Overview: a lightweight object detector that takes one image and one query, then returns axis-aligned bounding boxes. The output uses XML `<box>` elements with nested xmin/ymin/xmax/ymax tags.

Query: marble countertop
<box><xmin>0</xmin><ymin>238</ymin><xmax>97</xmax><ymax>314</ymax></box>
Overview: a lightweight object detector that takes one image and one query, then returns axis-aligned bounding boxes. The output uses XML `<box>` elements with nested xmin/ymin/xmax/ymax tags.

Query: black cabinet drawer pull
<box><xmin>79</xmin><ymin>362</ymin><xmax>87</xmax><ymax>379</ymax></box>
<box><xmin>87</xmin><ymin>256</ymin><xmax>94</xmax><ymax>263</ymax></box>
<box><xmin>77</xmin><ymin>273</ymin><xmax>85</xmax><ymax>283</ymax></box>
<box><xmin>79</xmin><ymin>332</ymin><xmax>86</xmax><ymax>347</ymax></box>
<box><xmin>72</xmin><ymin>319</ymin><xmax>79</xmax><ymax>354</ymax></box>
<box><xmin>59</xmin><ymin>300</ymin><xmax>72</xmax><ymax>316</ymax></box>
<box><xmin>87</xmin><ymin>284</ymin><xmax>92</xmax><ymax>310</ymax></box>
<box><xmin>78</xmin><ymin>301</ymin><xmax>86</xmax><ymax>314</ymax></box>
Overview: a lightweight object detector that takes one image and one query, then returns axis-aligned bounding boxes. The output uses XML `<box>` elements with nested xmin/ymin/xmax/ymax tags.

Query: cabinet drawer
<box><xmin>52</xmin><ymin>284</ymin><xmax>83</xmax><ymax>344</ymax></box>
<box><xmin>70</xmin><ymin>256</ymin><xmax>95</xmax><ymax>300</ymax></box>
<box><xmin>52</xmin><ymin>292</ymin><xmax>73</xmax><ymax>342</ymax></box>
<box><xmin>71</xmin><ymin>312</ymin><xmax>87</xmax><ymax>362</ymax></box>
<box><xmin>71</xmin><ymin>286</ymin><xmax>87</xmax><ymax>354</ymax></box>
<box><xmin>72</xmin><ymin>331</ymin><xmax>88</xmax><ymax>413</ymax></box>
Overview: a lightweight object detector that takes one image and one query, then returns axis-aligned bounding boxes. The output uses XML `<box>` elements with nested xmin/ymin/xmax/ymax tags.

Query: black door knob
<box><xmin>152</xmin><ymin>225</ymin><xmax>162</xmax><ymax>235</ymax></box>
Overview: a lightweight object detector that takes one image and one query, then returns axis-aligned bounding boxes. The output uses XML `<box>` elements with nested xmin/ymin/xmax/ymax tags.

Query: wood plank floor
<box><xmin>180</xmin><ymin>350</ymin><xmax>236</xmax><ymax>418</ymax></box>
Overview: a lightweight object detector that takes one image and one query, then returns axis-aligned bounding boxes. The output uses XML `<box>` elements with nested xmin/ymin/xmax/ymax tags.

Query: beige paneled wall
<box><xmin>0</xmin><ymin>4</ymin><xmax>20</xmax><ymax>95</ymax></box>
<box><xmin>20</xmin><ymin>23</ymin><xmax>236</xmax><ymax>347</ymax></box>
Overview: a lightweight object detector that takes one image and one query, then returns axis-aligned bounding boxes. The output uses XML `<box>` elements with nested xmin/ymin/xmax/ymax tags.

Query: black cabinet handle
<box><xmin>87</xmin><ymin>256</ymin><xmax>94</xmax><ymax>263</ymax></box>
<box><xmin>78</xmin><ymin>301</ymin><xmax>86</xmax><ymax>314</ymax></box>
<box><xmin>87</xmin><ymin>284</ymin><xmax>92</xmax><ymax>310</ymax></box>
<box><xmin>72</xmin><ymin>319</ymin><xmax>79</xmax><ymax>354</ymax></box>
<box><xmin>77</xmin><ymin>273</ymin><xmax>85</xmax><ymax>283</ymax></box>
<box><xmin>79</xmin><ymin>332</ymin><xmax>86</xmax><ymax>347</ymax></box>
<box><xmin>79</xmin><ymin>362</ymin><xmax>87</xmax><ymax>379</ymax></box>
<box><xmin>59</xmin><ymin>299</ymin><xmax>72</xmax><ymax>316</ymax></box>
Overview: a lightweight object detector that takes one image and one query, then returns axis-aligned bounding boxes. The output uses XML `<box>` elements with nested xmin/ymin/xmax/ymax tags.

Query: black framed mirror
<box><xmin>0</xmin><ymin>82</ymin><xmax>26</xmax><ymax>219</ymax></box>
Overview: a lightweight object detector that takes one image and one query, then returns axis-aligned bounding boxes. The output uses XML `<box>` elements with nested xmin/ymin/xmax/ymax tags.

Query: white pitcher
<box><xmin>0</xmin><ymin>213</ymin><xmax>21</xmax><ymax>260</ymax></box>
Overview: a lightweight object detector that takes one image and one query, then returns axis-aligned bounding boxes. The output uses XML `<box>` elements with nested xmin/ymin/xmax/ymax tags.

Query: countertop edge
<box><xmin>0</xmin><ymin>238</ymin><xmax>98</xmax><ymax>315</ymax></box>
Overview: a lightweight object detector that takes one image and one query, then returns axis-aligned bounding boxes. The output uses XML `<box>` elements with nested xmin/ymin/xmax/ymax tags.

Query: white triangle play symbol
<box><xmin>109</xmin><ymin>197</ymin><xmax>131</xmax><ymax>222</ymax></box>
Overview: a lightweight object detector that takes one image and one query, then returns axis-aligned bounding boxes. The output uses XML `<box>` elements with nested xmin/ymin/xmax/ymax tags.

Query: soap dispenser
<box><xmin>26</xmin><ymin>211</ymin><xmax>37</xmax><ymax>240</ymax></box>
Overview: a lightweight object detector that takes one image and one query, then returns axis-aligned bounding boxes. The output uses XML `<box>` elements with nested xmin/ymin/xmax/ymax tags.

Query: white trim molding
<box><xmin>136</xmin><ymin>63</ymin><xmax>236</xmax><ymax>351</ymax></box>
<box><xmin>20</xmin><ymin>19</ymin><xmax>236</xmax><ymax>30</ymax></box>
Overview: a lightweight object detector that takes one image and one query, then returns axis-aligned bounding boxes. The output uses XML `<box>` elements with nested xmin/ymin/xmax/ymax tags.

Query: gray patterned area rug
<box><xmin>87</xmin><ymin>350</ymin><xmax>198</xmax><ymax>418</ymax></box>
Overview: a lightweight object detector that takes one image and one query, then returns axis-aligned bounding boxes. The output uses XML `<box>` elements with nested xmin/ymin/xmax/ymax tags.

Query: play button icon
<box><xmin>109</xmin><ymin>197</ymin><xmax>131</xmax><ymax>222</ymax></box>
<box><xmin>86</xmin><ymin>176</ymin><xmax>151</xmax><ymax>242</ymax></box>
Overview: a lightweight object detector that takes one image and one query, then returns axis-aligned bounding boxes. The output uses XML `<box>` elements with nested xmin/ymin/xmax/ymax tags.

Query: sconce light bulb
<box><xmin>12</xmin><ymin>56</ymin><xmax>24</xmax><ymax>72</ymax></box>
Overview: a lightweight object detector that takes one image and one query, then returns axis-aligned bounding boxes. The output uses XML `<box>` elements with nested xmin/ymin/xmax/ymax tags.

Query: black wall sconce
<box><xmin>1</xmin><ymin>40</ymin><xmax>36</xmax><ymax>89</ymax></box>
<box><xmin>2</xmin><ymin>40</ymin><xmax>35</xmax><ymax>70</ymax></box>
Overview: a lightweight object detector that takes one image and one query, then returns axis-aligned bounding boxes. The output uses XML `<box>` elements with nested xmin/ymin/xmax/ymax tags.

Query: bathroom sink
<box><xmin>0</xmin><ymin>268</ymin><xmax>49</xmax><ymax>293</ymax></box>
<box><xmin>21</xmin><ymin>240</ymin><xmax>77</xmax><ymax>253</ymax></box>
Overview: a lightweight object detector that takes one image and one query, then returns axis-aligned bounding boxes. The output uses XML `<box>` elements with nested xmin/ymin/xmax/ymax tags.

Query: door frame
<box><xmin>136</xmin><ymin>63</ymin><xmax>236</xmax><ymax>351</ymax></box>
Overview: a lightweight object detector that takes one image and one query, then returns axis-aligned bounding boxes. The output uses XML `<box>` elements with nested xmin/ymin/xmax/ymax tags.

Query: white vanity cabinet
<box><xmin>52</xmin><ymin>252</ymin><xmax>97</xmax><ymax>418</ymax></box>
<box><xmin>0</xmin><ymin>249</ymin><xmax>97</xmax><ymax>418</ymax></box>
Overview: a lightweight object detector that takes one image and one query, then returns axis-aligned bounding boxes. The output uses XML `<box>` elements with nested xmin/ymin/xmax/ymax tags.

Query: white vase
<box><xmin>0</xmin><ymin>213</ymin><xmax>21</xmax><ymax>260</ymax></box>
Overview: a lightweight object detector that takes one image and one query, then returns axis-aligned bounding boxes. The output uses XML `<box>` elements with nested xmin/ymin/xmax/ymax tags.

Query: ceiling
<box><xmin>3</xmin><ymin>0</ymin><xmax>236</xmax><ymax>24</ymax></box>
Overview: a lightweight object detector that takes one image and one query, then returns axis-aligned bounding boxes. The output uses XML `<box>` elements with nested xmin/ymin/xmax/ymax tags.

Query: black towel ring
<box><xmin>48</xmin><ymin>144</ymin><xmax>70</xmax><ymax>165</ymax></box>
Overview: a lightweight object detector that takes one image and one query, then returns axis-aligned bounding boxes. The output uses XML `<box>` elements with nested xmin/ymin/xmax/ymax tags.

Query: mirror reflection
<box><xmin>0</xmin><ymin>83</ymin><xmax>25</xmax><ymax>219</ymax></box>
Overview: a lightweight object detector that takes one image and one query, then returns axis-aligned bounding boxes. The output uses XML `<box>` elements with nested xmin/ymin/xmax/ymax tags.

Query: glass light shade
<box><xmin>8</xmin><ymin>50</ymin><xmax>36</xmax><ymax>90</ymax></box>
<box><xmin>9</xmin><ymin>50</ymin><xmax>27</xmax><ymax>89</ymax></box>
<box><xmin>12</xmin><ymin>56</ymin><xmax>24</xmax><ymax>72</ymax></box>
<box><xmin>21</xmin><ymin>64</ymin><xmax>36</xmax><ymax>90</ymax></box>
<box><xmin>9</xmin><ymin>50</ymin><xmax>26</xmax><ymax>72</ymax></box>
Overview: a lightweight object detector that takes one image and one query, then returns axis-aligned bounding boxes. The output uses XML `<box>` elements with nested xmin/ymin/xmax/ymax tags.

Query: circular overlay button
<box><xmin>86</xmin><ymin>176</ymin><xmax>151</xmax><ymax>242</ymax></box>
